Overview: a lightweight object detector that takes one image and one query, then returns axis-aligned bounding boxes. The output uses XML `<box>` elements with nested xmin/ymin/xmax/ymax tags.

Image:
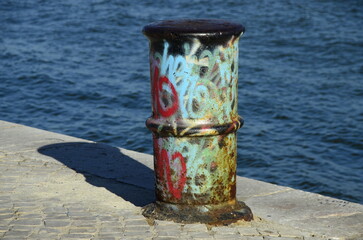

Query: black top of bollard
<box><xmin>143</xmin><ymin>19</ymin><xmax>245</xmax><ymax>41</ymax></box>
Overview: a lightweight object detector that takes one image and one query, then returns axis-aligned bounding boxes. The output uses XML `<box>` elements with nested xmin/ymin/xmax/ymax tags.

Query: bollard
<box><xmin>142</xmin><ymin>19</ymin><xmax>253</xmax><ymax>225</ymax></box>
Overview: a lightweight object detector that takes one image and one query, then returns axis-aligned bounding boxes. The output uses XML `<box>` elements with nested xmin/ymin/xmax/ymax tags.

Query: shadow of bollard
<box><xmin>38</xmin><ymin>142</ymin><xmax>155</xmax><ymax>207</ymax></box>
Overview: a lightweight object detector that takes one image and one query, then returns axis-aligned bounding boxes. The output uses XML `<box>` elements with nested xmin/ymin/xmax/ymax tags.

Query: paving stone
<box><xmin>126</xmin><ymin>236</ymin><xmax>153</xmax><ymax>240</ymax></box>
<box><xmin>97</xmin><ymin>232</ymin><xmax>122</xmax><ymax>238</ymax></box>
<box><xmin>99</xmin><ymin>227</ymin><xmax>124</xmax><ymax>233</ymax></box>
<box><xmin>236</xmin><ymin>226</ymin><xmax>260</xmax><ymax>236</ymax></box>
<box><xmin>2</xmin><ymin>230</ymin><xmax>32</xmax><ymax>238</ymax></box>
<box><xmin>0</xmin><ymin>187</ymin><xmax>16</xmax><ymax>193</ymax></box>
<box><xmin>94</xmin><ymin>236</ymin><xmax>117</xmax><ymax>240</ymax></box>
<box><xmin>124</xmin><ymin>219</ymin><xmax>150</xmax><ymax>225</ymax></box>
<box><xmin>153</xmin><ymin>237</ymin><xmax>179</xmax><ymax>240</ymax></box>
<box><xmin>182</xmin><ymin>223</ymin><xmax>209</xmax><ymax>232</ymax></box>
<box><xmin>302</xmin><ymin>237</ymin><xmax>325</xmax><ymax>240</ymax></box>
<box><xmin>213</xmin><ymin>233</ymin><xmax>241</xmax><ymax>239</ymax></box>
<box><xmin>37</xmin><ymin>227</ymin><xmax>63</xmax><ymax>234</ymax></box>
<box><xmin>244</xmin><ymin>237</ymin><xmax>264</xmax><ymax>240</ymax></box>
<box><xmin>124</xmin><ymin>215</ymin><xmax>147</xmax><ymax>221</ymax></box>
<box><xmin>0</xmin><ymin>196</ymin><xmax>12</xmax><ymax>201</ymax></box>
<box><xmin>2</xmin><ymin>236</ymin><xmax>28</xmax><ymax>240</ymax></box>
<box><xmin>12</xmin><ymin>218</ymin><xmax>43</xmax><ymax>226</ymax></box>
<box><xmin>72</xmin><ymin>221</ymin><xmax>98</xmax><ymax>228</ymax></box>
<box><xmin>0</xmin><ymin>203</ymin><xmax>14</xmax><ymax>209</ymax></box>
<box><xmin>262</xmin><ymin>237</ymin><xmax>303</xmax><ymax>240</ymax></box>
<box><xmin>67</xmin><ymin>211</ymin><xmax>92</xmax><ymax>217</ymax></box>
<box><xmin>17</xmin><ymin>213</ymin><xmax>43</xmax><ymax>219</ymax></box>
<box><xmin>189</xmin><ymin>231</ymin><xmax>213</xmax><ymax>238</ymax></box>
<box><xmin>0</xmin><ymin>224</ymin><xmax>10</xmax><ymax>229</ymax></box>
<box><xmin>44</xmin><ymin>220</ymin><xmax>71</xmax><ymax>228</ymax></box>
<box><xmin>275</xmin><ymin>227</ymin><xmax>312</xmax><ymax>239</ymax></box>
<box><xmin>60</xmin><ymin>233</ymin><xmax>95</xmax><ymax>239</ymax></box>
<box><xmin>155</xmin><ymin>226</ymin><xmax>181</xmax><ymax>233</ymax></box>
<box><xmin>255</xmin><ymin>227</ymin><xmax>280</xmax><ymax>237</ymax></box>
<box><xmin>43</xmin><ymin>205</ymin><xmax>68</xmax><ymax>211</ymax></box>
<box><xmin>44</xmin><ymin>215</ymin><xmax>69</xmax><ymax>220</ymax></box>
<box><xmin>13</xmin><ymin>201</ymin><xmax>40</xmax><ymax>207</ymax></box>
<box><xmin>123</xmin><ymin>230</ymin><xmax>154</xmax><ymax>237</ymax></box>
<box><xmin>10</xmin><ymin>225</ymin><xmax>40</xmax><ymax>233</ymax></box>
<box><xmin>52</xmin><ymin>168</ymin><xmax>78</xmax><ymax>178</ymax></box>
<box><xmin>101</xmin><ymin>221</ymin><xmax>123</xmax><ymax>228</ymax></box>
<box><xmin>29</xmin><ymin>235</ymin><xmax>59</xmax><ymax>240</ymax></box>
<box><xmin>98</xmin><ymin>215</ymin><xmax>119</xmax><ymax>222</ymax></box>
<box><xmin>0</xmin><ymin>214</ymin><xmax>14</xmax><ymax>221</ymax></box>
<box><xmin>124</xmin><ymin>225</ymin><xmax>151</xmax><ymax>232</ymax></box>
<box><xmin>1</xmin><ymin>177</ymin><xmax>18</xmax><ymax>183</ymax></box>
<box><xmin>69</xmin><ymin>228</ymin><xmax>97</xmax><ymax>234</ymax></box>
<box><xmin>154</xmin><ymin>223</ymin><xmax>181</xmax><ymax>232</ymax></box>
<box><xmin>156</xmin><ymin>229</ymin><xmax>182</xmax><ymax>237</ymax></box>
<box><xmin>211</xmin><ymin>226</ymin><xmax>238</xmax><ymax>234</ymax></box>
<box><xmin>71</xmin><ymin>216</ymin><xmax>99</xmax><ymax>221</ymax></box>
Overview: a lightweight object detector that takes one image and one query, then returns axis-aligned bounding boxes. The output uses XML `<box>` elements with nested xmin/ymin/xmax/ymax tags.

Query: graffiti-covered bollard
<box><xmin>142</xmin><ymin>19</ymin><xmax>253</xmax><ymax>225</ymax></box>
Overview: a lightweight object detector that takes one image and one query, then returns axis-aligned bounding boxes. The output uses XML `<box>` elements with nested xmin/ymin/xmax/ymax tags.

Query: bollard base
<box><xmin>142</xmin><ymin>200</ymin><xmax>253</xmax><ymax>226</ymax></box>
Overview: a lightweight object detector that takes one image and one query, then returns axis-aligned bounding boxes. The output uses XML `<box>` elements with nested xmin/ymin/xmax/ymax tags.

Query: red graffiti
<box><xmin>156</xmin><ymin>148</ymin><xmax>187</xmax><ymax>199</ymax></box>
<box><xmin>167</xmin><ymin>151</ymin><xmax>187</xmax><ymax>199</ymax></box>
<box><xmin>152</xmin><ymin>66</ymin><xmax>179</xmax><ymax>117</ymax></box>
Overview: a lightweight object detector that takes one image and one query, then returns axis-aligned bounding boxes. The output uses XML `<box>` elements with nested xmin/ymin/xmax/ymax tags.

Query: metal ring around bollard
<box><xmin>142</xmin><ymin>19</ymin><xmax>253</xmax><ymax>225</ymax></box>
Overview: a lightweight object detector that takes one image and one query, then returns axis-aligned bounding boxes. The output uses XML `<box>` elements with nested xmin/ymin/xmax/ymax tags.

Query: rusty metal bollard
<box><xmin>142</xmin><ymin>19</ymin><xmax>253</xmax><ymax>225</ymax></box>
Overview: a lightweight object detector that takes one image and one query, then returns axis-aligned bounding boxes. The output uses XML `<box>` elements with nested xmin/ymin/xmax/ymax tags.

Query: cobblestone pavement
<box><xmin>1</xmin><ymin>120</ymin><xmax>362</xmax><ymax>240</ymax></box>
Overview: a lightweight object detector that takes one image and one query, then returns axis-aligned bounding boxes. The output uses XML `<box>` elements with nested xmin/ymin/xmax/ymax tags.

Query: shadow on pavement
<box><xmin>38</xmin><ymin>142</ymin><xmax>155</xmax><ymax>207</ymax></box>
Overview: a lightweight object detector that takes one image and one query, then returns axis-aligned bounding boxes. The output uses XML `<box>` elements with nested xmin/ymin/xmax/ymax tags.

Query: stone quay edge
<box><xmin>0</xmin><ymin>120</ymin><xmax>362</xmax><ymax>240</ymax></box>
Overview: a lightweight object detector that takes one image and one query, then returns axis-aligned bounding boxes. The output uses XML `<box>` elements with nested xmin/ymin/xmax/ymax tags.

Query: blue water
<box><xmin>1</xmin><ymin>0</ymin><xmax>362</xmax><ymax>204</ymax></box>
